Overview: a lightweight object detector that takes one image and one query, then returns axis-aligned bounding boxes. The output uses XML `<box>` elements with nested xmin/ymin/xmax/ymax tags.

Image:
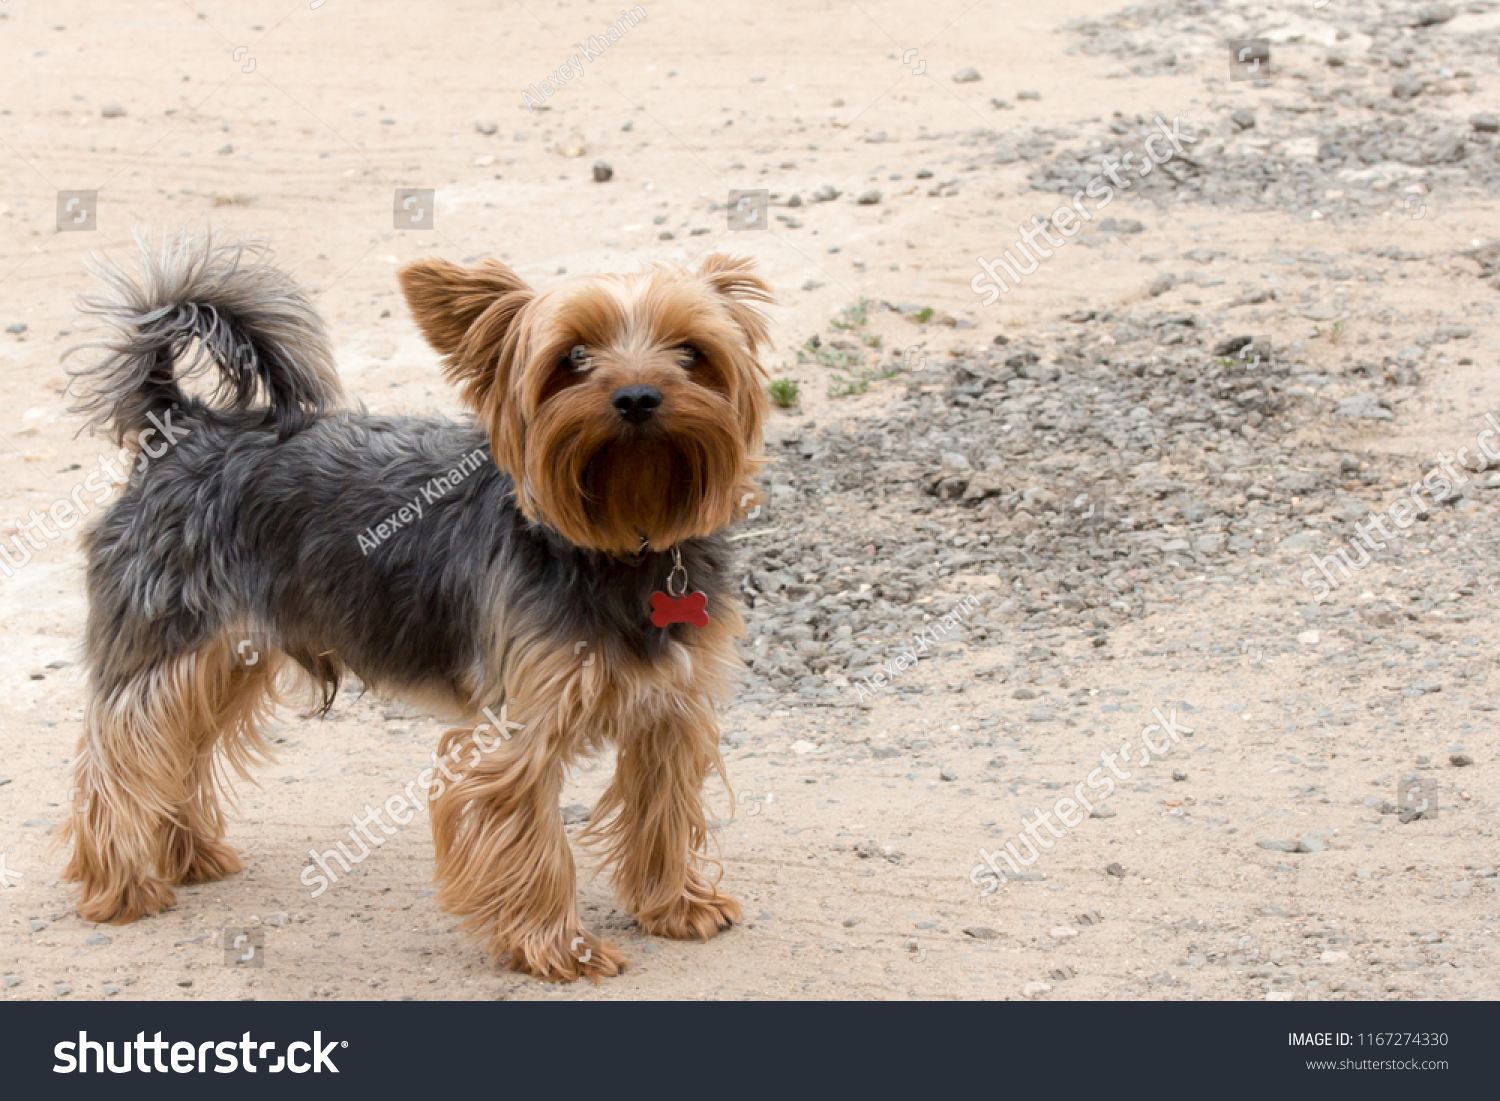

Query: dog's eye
<box><xmin>566</xmin><ymin>345</ymin><xmax>591</xmax><ymax>372</ymax></box>
<box><xmin>675</xmin><ymin>344</ymin><xmax>705</xmax><ymax>369</ymax></box>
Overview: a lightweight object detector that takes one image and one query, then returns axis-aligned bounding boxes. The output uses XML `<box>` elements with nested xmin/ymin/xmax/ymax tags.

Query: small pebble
<box><xmin>952</xmin><ymin>67</ymin><xmax>981</xmax><ymax>83</ymax></box>
<box><xmin>101</xmin><ymin>103</ymin><xmax>126</xmax><ymax>118</ymax></box>
<box><xmin>592</xmin><ymin>160</ymin><xmax>613</xmax><ymax>183</ymax></box>
<box><xmin>1414</xmin><ymin>2</ymin><xmax>1456</xmax><ymax>26</ymax></box>
<box><xmin>1257</xmin><ymin>838</ymin><xmax>1298</xmax><ymax>852</ymax></box>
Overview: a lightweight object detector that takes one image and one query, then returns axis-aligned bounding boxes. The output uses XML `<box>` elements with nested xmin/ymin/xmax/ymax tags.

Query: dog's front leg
<box><xmin>428</xmin><ymin>724</ymin><xmax>624</xmax><ymax>981</ymax></box>
<box><xmin>593</xmin><ymin>695</ymin><xmax>741</xmax><ymax>941</ymax></box>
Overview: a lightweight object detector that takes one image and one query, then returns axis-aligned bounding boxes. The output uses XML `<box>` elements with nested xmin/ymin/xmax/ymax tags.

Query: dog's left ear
<box><xmin>698</xmin><ymin>254</ymin><xmax>771</xmax><ymax>471</ymax></box>
<box><xmin>698</xmin><ymin>254</ymin><xmax>772</xmax><ymax>353</ymax></box>
<box><xmin>398</xmin><ymin>258</ymin><xmax>533</xmax><ymax>413</ymax></box>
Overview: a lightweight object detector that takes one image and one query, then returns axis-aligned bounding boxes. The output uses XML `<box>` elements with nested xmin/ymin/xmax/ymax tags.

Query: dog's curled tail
<box><xmin>68</xmin><ymin>227</ymin><xmax>343</xmax><ymax>443</ymax></box>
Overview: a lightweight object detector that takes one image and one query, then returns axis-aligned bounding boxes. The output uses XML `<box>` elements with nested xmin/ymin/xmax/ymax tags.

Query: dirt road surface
<box><xmin>1</xmin><ymin>0</ymin><xmax>1497</xmax><ymax>1000</ymax></box>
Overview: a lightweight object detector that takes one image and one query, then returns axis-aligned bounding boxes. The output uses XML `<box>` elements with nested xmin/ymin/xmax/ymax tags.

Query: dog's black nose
<box><xmin>612</xmin><ymin>385</ymin><xmax>662</xmax><ymax>424</ymax></box>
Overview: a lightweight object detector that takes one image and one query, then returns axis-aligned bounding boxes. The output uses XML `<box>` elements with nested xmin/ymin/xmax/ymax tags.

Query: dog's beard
<box><xmin>584</xmin><ymin>438</ymin><xmax>689</xmax><ymax>539</ymax></box>
<box><xmin>522</xmin><ymin>388</ymin><xmax>749</xmax><ymax>554</ymax></box>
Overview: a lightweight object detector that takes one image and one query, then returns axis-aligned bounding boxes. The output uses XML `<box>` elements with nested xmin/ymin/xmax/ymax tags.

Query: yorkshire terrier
<box><xmin>61</xmin><ymin>229</ymin><xmax>770</xmax><ymax>981</ymax></box>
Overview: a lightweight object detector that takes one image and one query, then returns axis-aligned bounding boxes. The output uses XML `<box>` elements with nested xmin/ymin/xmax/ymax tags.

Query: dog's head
<box><xmin>399</xmin><ymin>255</ymin><xmax>771</xmax><ymax>554</ymax></box>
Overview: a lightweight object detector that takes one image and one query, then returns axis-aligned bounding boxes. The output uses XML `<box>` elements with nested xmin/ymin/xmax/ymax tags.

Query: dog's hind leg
<box><xmin>159</xmin><ymin>637</ymin><xmax>279</xmax><ymax>886</ymax></box>
<box><xmin>63</xmin><ymin>638</ymin><xmax>273</xmax><ymax>922</ymax></box>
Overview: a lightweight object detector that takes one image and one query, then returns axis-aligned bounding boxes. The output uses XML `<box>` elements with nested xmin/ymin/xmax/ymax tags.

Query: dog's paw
<box><xmin>509</xmin><ymin>930</ymin><xmax>628</xmax><ymax>983</ymax></box>
<box><xmin>160</xmin><ymin>829</ymin><xmax>244</xmax><ymax>885</ymax></box>
<box><xmin>639</xmin><ymin>891</ymin><xmax>741</xmax><ymax>941</ymax></box>
<box><xmin>75</xmin><ymin>877</ymin><xmax>176</xmax><ymax>925</ymax></box>
<box><xmin>178</xmin><ymin>840</ymin><xmax>244</xmax><ymax>885</ymax></box>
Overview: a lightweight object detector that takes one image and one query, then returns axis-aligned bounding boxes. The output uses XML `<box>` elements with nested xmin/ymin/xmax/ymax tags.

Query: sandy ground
<box><xmin>1</xmin><ymin>0</ymin><xmax>1497</xmax><ymax>1000</ymax></box>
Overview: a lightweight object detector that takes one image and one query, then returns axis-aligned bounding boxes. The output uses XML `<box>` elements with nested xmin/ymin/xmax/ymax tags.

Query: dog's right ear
<box><xmin>398</xmin><ymin>258</ymin><xmax>533</xmax><ymax>412</ymax></box>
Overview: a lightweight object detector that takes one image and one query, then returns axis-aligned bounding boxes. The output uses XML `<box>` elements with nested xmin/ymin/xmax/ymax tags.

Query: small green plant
<box><xmin>830</xmin><ymin>297</ymin><xmax>874</xmax><ymax>331</ymax></box>
<box><xmin>798</xmin><ymin>297</ymin><xmax>908</xmax><ymax>397</ymax></box>
<box><xmin>827</xmin><ymin>363</ymin><xmax>902</xmax><ymax>398</ymax></box>
<box><xmin>1313</xmin><ymin>320</ymin><xmax>1346</xmax><ymax>344</ymax></box>
<box><xmin>914</xmin><ymin>306</ymin><xmax>935</xmax><ymax>324</ymax></box>
<box><xmin>767</xmin><ymin>378</ymin><xmax>800</xmax><ymax>407</ymax></box>
<box><xmin>796</xmin><ymin>336</ymin><xmax>857</xmax><ymax>370</ymax></box>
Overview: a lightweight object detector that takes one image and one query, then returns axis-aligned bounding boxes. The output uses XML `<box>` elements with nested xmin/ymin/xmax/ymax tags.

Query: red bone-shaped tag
<box><xmin>650</xmin><ymin>590</ymin><xmax>708</xmax><ymax>628</ymax></box>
